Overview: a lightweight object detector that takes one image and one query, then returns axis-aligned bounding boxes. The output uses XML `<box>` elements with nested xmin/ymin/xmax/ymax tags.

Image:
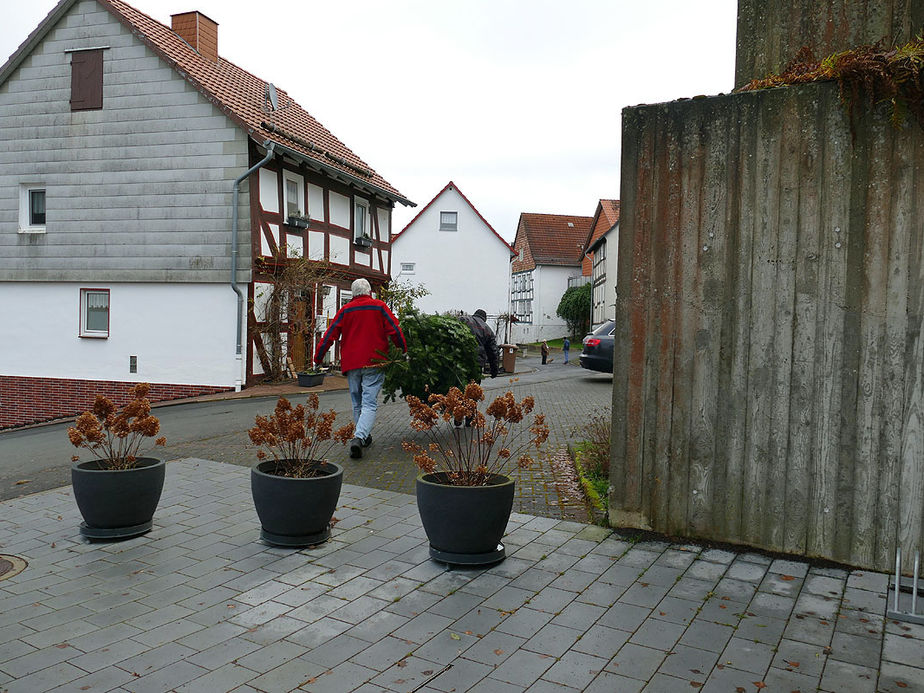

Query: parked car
<box><xmin>580</xmin><ymin>320</ymin><xmax>615</xmax><ymax>373</ymax></box>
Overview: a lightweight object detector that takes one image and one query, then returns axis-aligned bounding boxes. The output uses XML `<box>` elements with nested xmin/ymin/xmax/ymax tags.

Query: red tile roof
<box><xmin>0</xmin><ymin>0</ymin><xmax>410</xmax><ymax>206</ymax></box>
<box><xmin>516</xmin><ymin>213</ymin><xmax>593</xmax><ymax>267</ymax></box>
<box><xmin>393</xmin><ymin>181</ymin><xmax>514</xmax><ymax>254</ymax></box>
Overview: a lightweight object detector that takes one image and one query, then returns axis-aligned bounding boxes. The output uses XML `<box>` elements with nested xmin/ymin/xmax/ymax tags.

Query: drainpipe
<box><xmin>231</xmin><ymin>141</ymin><xmax>275</xmax><ymax>391</ymax></box>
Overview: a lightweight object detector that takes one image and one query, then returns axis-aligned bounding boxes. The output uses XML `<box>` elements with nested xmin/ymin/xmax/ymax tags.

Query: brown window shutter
<box><xmin>70</xmin><ymin>49</ymin><xmax>103</xmax><ymax>111</ymax></box>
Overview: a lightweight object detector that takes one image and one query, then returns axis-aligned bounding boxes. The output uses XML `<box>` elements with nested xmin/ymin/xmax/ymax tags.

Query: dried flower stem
<box><xmin>403</xmin><ymin>383</ymin><xmax>549</xmax><ymax>486</ymax></box>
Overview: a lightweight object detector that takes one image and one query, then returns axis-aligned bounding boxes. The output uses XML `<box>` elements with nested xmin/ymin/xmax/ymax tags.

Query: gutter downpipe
<box><xmin>231</xmin><ymin>140</ymin><xmax>275</xmax><ymax>391</ymax></box>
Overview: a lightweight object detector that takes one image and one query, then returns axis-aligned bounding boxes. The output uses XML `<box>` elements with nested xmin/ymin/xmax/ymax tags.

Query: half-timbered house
<box><xmin>0</xmin><ymin>0</ymin><xmax>412</xmax><ymax>428</ymax></box>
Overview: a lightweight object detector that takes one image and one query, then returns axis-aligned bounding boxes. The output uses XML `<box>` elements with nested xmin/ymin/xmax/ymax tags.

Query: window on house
<box><xmin>439</xmin><ymin>211</ymin><xmax>458</xmax><ymax>231</ymax></box>
<box><xmin>80</xmin><ymin>289</ymin><xmax>110</xmax><ymax>338</ymax></box>
<box><xmin>400</xmin><ymin>262</ymin><xmax>415</xmax><ymax>274</ymax></box>
<box><xmin>70</xmin><ymin>49</ymin><xmax>103</xmax><ymax>111</ymax></box>
<box><xmin>283</xmin><ymin>171</ymin><xmax>305</xmax><ymax>219</ymax></box>
<box><xmin>19</xmin><ymin>185</ymin><xmax>46</xmax><ymax>233</ymax></box>
<box><xmin>354</xmin><ymin>198</ymin><xmax>370</xmax><ymax>240</ymax></box>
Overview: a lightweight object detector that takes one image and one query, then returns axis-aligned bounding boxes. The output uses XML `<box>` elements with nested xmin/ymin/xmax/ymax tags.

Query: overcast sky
<box><xmin>1</xmin><ymin>0</ymin><xmax>738</xmax><ymax>240</ymax></box>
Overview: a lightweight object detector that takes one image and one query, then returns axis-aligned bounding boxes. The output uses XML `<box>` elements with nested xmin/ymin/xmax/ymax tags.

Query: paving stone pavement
<box><xmin>1</xmin><ymin>458</ymin><xmax>922</xmax><ymax>693</ymax></box>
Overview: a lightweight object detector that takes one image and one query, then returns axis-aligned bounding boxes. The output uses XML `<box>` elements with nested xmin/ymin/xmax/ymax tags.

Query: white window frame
<box><xmin>19</xmin><ymin>184</ymin><xmax>46</xmax><ymax>234</ymax></box>
<box><xmin>282</xmin><ymin>170</ymin><xmax>305</xmax><ymax>219</ymax></box>
<box><xmin>354</xmin><ymin>198</ymin><xmax>370</xmax><ymax>240</ymax></box>
<box><xmin>439</xmin><ymin>211</ymin><xmax>458</xmax><ymax>232</ymax></box>
<box><xmin>400</xmin><ymin>262</ymin><xmax>415</xmax><ymax>274</ymax></box>
<box><xmin>80</xmin><ymin>288</ymin><xmax>110</xmax><ymax>338</ymax></box>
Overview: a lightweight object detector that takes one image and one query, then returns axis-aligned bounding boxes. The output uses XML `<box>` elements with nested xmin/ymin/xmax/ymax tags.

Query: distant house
<box><xmin>391</xmin><ymin>181</ymin><xmax>514</xmax><ymax>319</ymax></box>
<box><xmin>583</xmin><ymin>200</ymin><xmax>620</xmax><ymax>329</ymax></box>
<box><xmin>0</xmin><ymin>0</ymin><xmax>412</xmax><ymax>429</ymax></box>
<box><xmin>509</xmin><ymin>213</ymin><xmax>592</xmax><ymax>343</ymax></box>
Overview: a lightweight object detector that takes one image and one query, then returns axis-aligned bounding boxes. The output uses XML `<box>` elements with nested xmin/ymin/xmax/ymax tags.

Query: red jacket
<box><xmin>313</xmin><ymin>295</ymin><xmax>406</xmax><ymax>373</ymax></box>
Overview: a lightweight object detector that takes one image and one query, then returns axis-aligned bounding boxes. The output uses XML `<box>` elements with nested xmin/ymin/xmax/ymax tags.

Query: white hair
<box><xmin>351</xmin><ymin>278</ymin><xmax>372</xmax><ymax>296</ymax></box>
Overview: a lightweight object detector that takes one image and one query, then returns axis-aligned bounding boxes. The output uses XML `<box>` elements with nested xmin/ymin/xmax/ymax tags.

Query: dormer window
<box><xmin>439</xmin><ymin>211</ymin><xmax>458</xmax><ymax>231</ymax></box>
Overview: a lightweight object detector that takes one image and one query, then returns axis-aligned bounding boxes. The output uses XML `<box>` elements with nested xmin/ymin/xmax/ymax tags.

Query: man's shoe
<box><xmin>362</xmin><ymin>435</ymin><xmax>372</xmax><ymax>448</ymax></box>
<box><xmin>350</xmin><ymin>438</ymin><xmax>363</xmax><ymax>459</ymax></box>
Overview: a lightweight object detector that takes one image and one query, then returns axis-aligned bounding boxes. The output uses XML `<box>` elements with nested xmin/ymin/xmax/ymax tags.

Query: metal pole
<box><xmin>913</xmin><ymin>551</ymin><xmax>920</xmax><ymax>615</ymax></box>
<box><xmin>895</xmin><ymin>547</ymin><xmax>902</xmax><ymax>612</ymax></box>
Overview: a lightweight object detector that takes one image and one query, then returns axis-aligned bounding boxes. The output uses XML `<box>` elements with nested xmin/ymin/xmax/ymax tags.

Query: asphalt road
<box><xmin>0</xmin><ymin>358</ymin><xmax>614</xmax><ymax>508</ymax></box>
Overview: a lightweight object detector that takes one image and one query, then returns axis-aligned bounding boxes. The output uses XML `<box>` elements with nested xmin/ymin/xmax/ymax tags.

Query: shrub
<box><xmin>382</xmin><ymin>310</ymin><xmax>481</xmax><ymax>402</ymax></box>
<box><xmin>575</xmin><ymin>408</ymin><xmax>611</xmax><ymax>479</ymax></box>
<box><xmin>67</xmin><ymin>383</ymin><xmax>166</xmax><ymax>469</ymax></box>
<box><xmin>557</xmin><ymin>283</ymin><xmax>591</xmax><ymax>337</ymax></box>
<box><xmin>248</xmin><ymin>394</ymin><xmax>354</xmax><ymax>478</ymax></box>
<box><xmin>402</xmin><ymin>382</ymin><xmax>550</xmax><ymax>486</ymax></box>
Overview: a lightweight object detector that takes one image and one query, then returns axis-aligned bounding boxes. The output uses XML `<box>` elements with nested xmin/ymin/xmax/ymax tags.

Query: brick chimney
<box><xmin>171</xmin><ymin>11</ymin><xmax>218</xmax><ymax>62</ymax></box>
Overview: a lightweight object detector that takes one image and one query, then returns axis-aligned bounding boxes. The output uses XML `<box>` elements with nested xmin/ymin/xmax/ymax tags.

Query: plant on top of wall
<box><xmin>738</xmin><ymin>34</ymin><xmax>924</xmax><ymax>131</ymax></box>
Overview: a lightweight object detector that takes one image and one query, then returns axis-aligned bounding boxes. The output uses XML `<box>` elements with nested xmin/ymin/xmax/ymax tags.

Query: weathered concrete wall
<box><xmin>736</xmin><ymin>0</ymin><xmax>924</xmax><ymax>88</ymax></box>
<box><xmin>612</xmin><ymin>81</ymin><xmax>924</xmax><ymax>571</ymax></box>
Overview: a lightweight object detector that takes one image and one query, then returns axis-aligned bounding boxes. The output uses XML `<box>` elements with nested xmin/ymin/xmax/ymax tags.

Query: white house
<box><xmin>391</xmin><ymin>181</ymin><xmax>514</xmax><ymax>318</ymax></box>
<box><xmin>509</xmin><ymin>212</ymin><xmax>592</xmax><ymax>343</ymax></box>
<box><xmin>583</xmin><ymin>200</ymin><xmax>620</xmax><ymax>329</ymax></box>
<box><xmin>0</xmin><ymin>0</ymin><xmax>412</xmax><ymax>429</ymax></box>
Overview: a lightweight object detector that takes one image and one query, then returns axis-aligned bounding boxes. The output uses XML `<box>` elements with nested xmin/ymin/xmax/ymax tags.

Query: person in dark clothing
<box><xmin>459</xmin><ymin>309</ymin><xmax>499</xmax><ymax>379</ymax></box>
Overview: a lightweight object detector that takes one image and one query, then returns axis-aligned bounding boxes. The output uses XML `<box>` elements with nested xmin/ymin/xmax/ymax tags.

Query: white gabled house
<box><xmin>509</xmin><ymin>212</ymin><xmax>592</xmax><ymax>343</ymax></box>
<box><xmin>0</xmin><ymin>0</ymin><xmax>412</xmax><ymax>429</ymax></box>
<box><xmin>391</xmin><ymin>181</ymin><xmax>515</xmax><ymax>318</ymax></box>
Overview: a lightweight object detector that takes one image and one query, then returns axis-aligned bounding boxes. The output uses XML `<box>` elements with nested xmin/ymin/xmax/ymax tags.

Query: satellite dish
<box><xmin>265</xmin><ymin>83</ymin><xmax>279</xmax><ymax>112</ymax></box>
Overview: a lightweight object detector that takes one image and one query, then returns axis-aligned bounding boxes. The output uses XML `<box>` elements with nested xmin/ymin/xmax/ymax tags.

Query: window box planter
<box><xmin>354</xmin><ymin>236</ymin><xmax>373</xmax><ymax>248</ymax></box>
<box><xmin>286</xmin><ymin>215</ymin><xmax>310</xmax><ymax>229</ymax></box>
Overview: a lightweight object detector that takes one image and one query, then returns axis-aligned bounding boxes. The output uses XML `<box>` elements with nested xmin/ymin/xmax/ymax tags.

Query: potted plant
<box><xmin>67</xmin><ymin>383</ymin><xmax>167</xmax><ymax>539</ymax></box>
<box><xmin>248</xmin><ymin>394</ymin><xmax>354</xmax><ymax>547</ymax></box>
<box><xmin>286</xmin><ymin>210</ymin><xmax>310</xmax><ymax>229</ymax></box>
<box><xmin>403</xmin><ymin>382</ymin><xmax>549</xmax><ymax>566</ymax></box>
<box><xmin>296</xmin><ymin>366</ymin><xmax>326</xmax><ymax>388</ymax></box>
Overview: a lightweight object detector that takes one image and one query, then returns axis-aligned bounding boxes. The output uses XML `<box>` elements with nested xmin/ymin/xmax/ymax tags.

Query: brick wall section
<box><xmin>0</xmin><ymin>376</ymin><xmax>231</xmax><ymax>430</ymax></box>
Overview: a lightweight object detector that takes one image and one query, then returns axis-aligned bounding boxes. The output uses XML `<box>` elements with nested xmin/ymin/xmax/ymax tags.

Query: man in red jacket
<box><xmin>314</xmin><ymin>278</ymin><xmax>406</xmax><ymax>459</ymax></box>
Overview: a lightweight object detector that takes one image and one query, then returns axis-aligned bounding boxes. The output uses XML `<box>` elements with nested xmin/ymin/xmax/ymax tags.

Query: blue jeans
<box><xmin>346</xmin><ymin>367</ymin><xmax>385</xmax><ymax>441</ymax></box>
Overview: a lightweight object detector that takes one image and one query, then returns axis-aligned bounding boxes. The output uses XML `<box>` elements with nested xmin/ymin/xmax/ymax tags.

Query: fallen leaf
<box><xmin>721</xmin><ymin>596</ymin><xmax>730</xmax><ymax>601</ymax></box>
<box><xmin>659</xmin><ymin>611</ymin><xmax>666</xmax><ymax>616</ymax></box>
<box><xmin>15</xmin><ymin>480</ymin><xmax>30</xmax><ymax>485</ymax></box>
<box><xmin>55</xmin><ymin>644</ymin><xmax>69</xmax><ymax>649</ymax></box>
<box><xmin>720</xmin><ymin>605</ymin><xmax>727</xmax><ymax>609</ymax></box>
<box><xmin>785</xmin><ymin>660</ymin><xmax>800</xmax><ymax>668</ymax></box>
<box><xmin>397</xmin><ymin>660</ymin><xmax>408</xmax><ymax>668</ymax></box>
<box><xmin>422</xmin><ymin>670</ymin><xmax>433</xmax><ymax>675</ymax></box>
<box><xmin>51</xmin><ymin>542</ymin><xmax>56</xmax><ymax>548</ymax></box>
<box><xmin>780</xmin><ymin>575</ymin><xmax>795</xmax><ymax>581</ymax></box>
<box><xmin>449</xmin><ymin>633</ymin><xmax>461</xmax><ymax>641</ymax></box>
<box><xmin>896</xmin><ymin>682</ymin><xmax>908</xmax><ymax>688</ymax></box>
<box><xmin>494</xmin><ymin>649</ymin><xmax>504</xmax><ymax>656</ymax></box>
<box><xmin>690</xmin><ymin>683</ymin><xmax>703</xmax><ymax>688</ymax></box>
<box><xmin>302</xmin><ymin>677</ymin><xmax>318</xmax><ymax>685</ymax></box>
<box><xmin>820</xmin><ymin>620</ymin><xmax>829</xmax><ymax>626</ymax></box>
<box><xmin>754</xmin><ymin>682</ymin><xmax>766</xmax><ymax>689</ymax></box>
<box><xmin>736</xmin><ymin>688</ymin><xmax>746</xmax><ymax>693</ymax></box>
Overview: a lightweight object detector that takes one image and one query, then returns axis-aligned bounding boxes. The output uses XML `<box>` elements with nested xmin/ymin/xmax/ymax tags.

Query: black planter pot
<box><xmin>71</xmin><ymin>457</ymin><xmax>166</xmax><ymax>540</ymax></box>
<box><xmin>251</xmin><ymin>460</ymin><xmax>343</xmax><ymax>547</ymax></box>
<box><xmin>416</xmin><ymin>472</ymin><xmax>515</xmax><ymax>566</ymax></box>
<box><xmin>297</xmin><ymin>372</ymin><xmax>324</xmax><ymax>387</ymax></box>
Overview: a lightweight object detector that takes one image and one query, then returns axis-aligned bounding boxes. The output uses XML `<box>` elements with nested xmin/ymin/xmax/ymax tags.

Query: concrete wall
<box><xmin>392</xmin><ymin>186</ymin><xmax>511</xmax><ymax>317</ymax></box>
<box><xmin>612</xmin><ymin>81</ymin><xmax>924</xmax><ymax>571</ymax></box>
<box><xmin>736</xmin><ymin>0</ymin><xmax>924</xmax><ymax>88</ymax></box>
<box><xmin>0</xmin><ymin>0</ymin><xmax>250</xmax><ymax>283</ymax></box>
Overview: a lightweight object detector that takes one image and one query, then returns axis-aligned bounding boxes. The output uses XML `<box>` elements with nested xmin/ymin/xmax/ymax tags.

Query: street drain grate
<box><xmin>0</xmin><ymin>555</ymin><xmax>27</xmax><ymax>581</ymax></box>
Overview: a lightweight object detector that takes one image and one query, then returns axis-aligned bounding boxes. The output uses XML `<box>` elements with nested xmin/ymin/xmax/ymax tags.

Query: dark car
<box><xmin>579</xmin><ymin>320</ymin><xmax>615</xmax><ymax>373</ymax></box>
